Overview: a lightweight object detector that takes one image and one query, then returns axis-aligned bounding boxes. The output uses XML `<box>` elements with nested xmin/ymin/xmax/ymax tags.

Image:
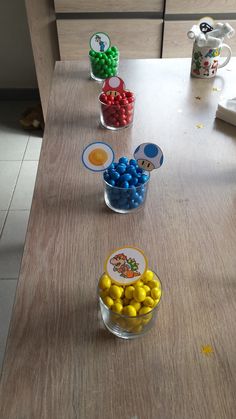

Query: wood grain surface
<box><xmin>25</xmin><ymin>0</ymin><xmax>60</xmax><ymax>119</ymax></box>
<box><xmin>0</xmin><ymin>59</ymin><xmax>236</xmax><ymax>419</ymax></box>
<box><xmin>55</xmin><ymin>0</ymin><xmax>164</xmax><ymax>13</ymax></box>
<box><xmin>165</xmin><ymin>0</ymin><xmax>236</xmax><ymax>14</ymax></box>
<box><xmin>57</xmin><ymin>19</ymin><xmax>163</xmax><ymax>59</ymax></box>
<box><xmin>163</xmin><ymin>20</ymin><xmax>236</xmax><ymax>58</ymax></box>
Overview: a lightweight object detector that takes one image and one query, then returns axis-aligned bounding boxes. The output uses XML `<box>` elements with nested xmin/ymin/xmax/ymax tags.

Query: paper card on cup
<box><xmin>90</xmin><ymin>32</ymin><xmax>111</xmax><ymax>53</ymax></box>
<box><xmin>134</xmin><ymin>143</ymin><xmax>164</xmax><ymax>172</ymax></box>
<box><xmin>105</xmin><ymin>246</ymin><xmax>148</xmax><ymax>286</ymax></box>
<box><xmin>102</xmin><ymin>76</ymin><xmax>126</xmax><ymax>96</ymax></box>
<box><xmin>82</xmin><ymin>141</ymin><xmax>114</xmax><ymax>172</ymax></box>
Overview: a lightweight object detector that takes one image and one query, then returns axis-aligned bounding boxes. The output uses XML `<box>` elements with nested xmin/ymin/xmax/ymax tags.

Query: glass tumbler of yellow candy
<box><xmin>98</xmin><ymin>270</ymin><xmax>162</xmax><ymax>339</ymax></box>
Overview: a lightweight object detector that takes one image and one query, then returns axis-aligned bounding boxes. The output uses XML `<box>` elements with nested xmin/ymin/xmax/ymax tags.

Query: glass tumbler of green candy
<box><xmin>89</xmin><ymin>46</ymin><xmax>119</xmax><ymax>82</ymax></box>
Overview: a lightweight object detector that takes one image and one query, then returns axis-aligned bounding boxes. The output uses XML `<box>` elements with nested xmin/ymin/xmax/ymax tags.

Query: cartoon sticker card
<box><xmin>105</xmin><ymin>246</ymin><xmax>148</xmax><ymax>286</ymax></box>
<box><xmin>82</xmin><ymin>142</ymin><xmax>114</xmax><ymax>172</ymax></box>
<box><xmin>134</xmin><ymin>143</ymin><xmax>164</xmax><ymax>172</ymax></box>
<box><xmin>90</xmin><ymin>32</ymin><xmax>111</xmax><ymax>53</ymax></box>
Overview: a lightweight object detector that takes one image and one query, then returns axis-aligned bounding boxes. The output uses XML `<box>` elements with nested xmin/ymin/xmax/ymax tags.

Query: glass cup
<box><xmin>98</xmin><ymin>274</ymin><xmax>162</xmax><ymax>339</ymax></box>
<box><xmin>103</xmin><ymin>175</ymin><xmax>149</xmax><ymax>214</ymax></box>
<box><xmin>99</xmin><ymin>95</ymin><xmax>135</xmax><ymax>130</ymax></box>
<box><xmin>89</xmin><ymin>51</ymin><xmax>119</xmax><ymax>82</ymax></box>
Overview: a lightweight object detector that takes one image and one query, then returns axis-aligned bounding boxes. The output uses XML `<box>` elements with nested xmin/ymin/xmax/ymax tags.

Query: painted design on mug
<box><xmin>192</xmin><ymin>50</ymin><xmax>203</xmax><ymax>75</ymax></box>
<box><xmin>205</xmin><ymin>48</ymin><xmax>221</xmax><ymax>58</ymax></box>
<box><xmin>191</xmin><ymin>46</ymin><xmax>223</xmax><ymax>77</ymax></box>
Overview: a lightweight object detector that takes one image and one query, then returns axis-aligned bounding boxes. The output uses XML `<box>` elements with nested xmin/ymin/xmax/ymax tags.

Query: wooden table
<box><xmin>1</xmin><ymin>59</ymin><xmax>236</xmax><ymax>419</ymax></box>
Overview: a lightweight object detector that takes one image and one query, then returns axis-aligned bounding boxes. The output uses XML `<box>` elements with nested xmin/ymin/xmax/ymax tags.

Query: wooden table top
<box><xmin>1</xmin><ymin>59</ymin><xmax>236</xmax><ymax>419</ymax></box>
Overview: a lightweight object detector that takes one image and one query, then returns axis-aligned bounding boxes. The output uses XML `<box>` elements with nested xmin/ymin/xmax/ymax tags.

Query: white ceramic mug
<box><xmin>191</xmin><ymin>42</ymin><xmax>231</xmax><ymax>78</ymax></box>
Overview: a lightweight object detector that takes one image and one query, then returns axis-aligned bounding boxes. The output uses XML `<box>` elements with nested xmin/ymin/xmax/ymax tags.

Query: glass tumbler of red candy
<box><xmin>99</xmin><ymin>91</ymin><xmax>135</xmax><ymax>130</ymax></box>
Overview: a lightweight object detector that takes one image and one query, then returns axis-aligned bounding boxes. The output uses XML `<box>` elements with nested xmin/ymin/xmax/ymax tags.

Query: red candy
<box><xmin>100</xmin><ymin>90</ymin><xmax>135</xmax><ymax>129</ymax></box>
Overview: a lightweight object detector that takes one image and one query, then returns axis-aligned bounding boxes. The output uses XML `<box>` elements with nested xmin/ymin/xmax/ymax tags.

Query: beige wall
<box><xmin>0</xmin><ymin>0</ymin><xmax>37</xmax><ymax>88</ymax></box>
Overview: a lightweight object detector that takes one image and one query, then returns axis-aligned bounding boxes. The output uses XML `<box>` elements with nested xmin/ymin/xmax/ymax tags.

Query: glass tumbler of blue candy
<box><xmin>103</xmin><ymin>157</ymin><xmax>150</xmax><ymax>214</ymax></box>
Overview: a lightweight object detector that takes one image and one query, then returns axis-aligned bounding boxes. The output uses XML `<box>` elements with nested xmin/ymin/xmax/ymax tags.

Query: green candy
<box><xmin>89</xmin><ymin>45</ymin><xmax>119</xmax><ymax>79</ymax></box>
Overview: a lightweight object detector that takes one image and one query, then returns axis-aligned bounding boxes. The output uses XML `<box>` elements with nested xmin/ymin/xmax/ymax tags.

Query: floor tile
<box><xmin>24</xmin><ymin>137</ymin><xmax>42</xmax><ymax>161</ymax></box>
<box><xmin>0</xmin><ymin>211</ymin><xmax>7</xmax><ymax>236</ymax></box>
<box><xmin>0</xmin><ymin>211</ymin><xmax>29</xmax><ymax>279</ymax></box>
<box><xmin>0</xmin><ymin>279</ymin><xmax>17</xmax><ymax>371</ymax></box>
<box><xmin>0</xmin><ymin>161</ymin><xmax>21</xmax><ymax>210</ymax></box>
<box><xmin>0</xmin><ymin>123</ymin><xmax>29</xmax><ymax>160</ymax></box>
<box><xmin>10</xmin><ymin>161</ymin><xmax>38</xmax><ymax>210</ymax></box>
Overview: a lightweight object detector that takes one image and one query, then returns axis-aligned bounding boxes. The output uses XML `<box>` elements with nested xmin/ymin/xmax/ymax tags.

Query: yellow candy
<box><xmin>151</xmin><ymin>274</ymin><xmax>161</xmax><ymax>288</ymax></box>
<box><xmin>99</xmin><ymin>274</ymin><xmax>111</xmax><ymax>290</ymax></box>
<box><xmin>142</xmin><ymin>315</ymin><xmax>152</xmax><ymax>326</ymax></box>
<box><xmin>135</xmin><ymin>280</ymin><xmax>144</xmax><ymax>287</ymax></box>
<box><xmin>109</xmin><ymin>285</ymin><xmax>123</xmax><ymax>299</ymax></box>
<box><xmin>115</xmin><ymin>318</ymin><xmax>127</xmax><ymax>329</ymax></box>
<box><xmin>139</xmin><ymin>306</ymin><xmax>152</xmax><ymax>315</ymax></box>
<box><xmin>151</xmin><ymin>287</ymin><xmax>162</xmax><ymax>300</ymax></box>
<box><xmin>123</xmin><ymin>297</ymin><xmax>130</xmax><ymax>306</ymax></box>
<box><xmin>143</xmin><ymin>270</ymin><xmax>154</xmax><ymax>282</ymax></box>
<box><xmin>114</xmin><ymin>298</ymin><xmax>123</xmax><ymax>305</ymax></box>
<box><xmin>133</xmin><ymin>286</ymin><xmax>146</xmax><ymax>302</ymax></box>
<box><xmin>131</xmin><ymin>324</ymin><xmax>143</xmax><ymax>333</ymax></box>
<box><xmin>148</xmin><ymin>279</ymin><xmax>161</xmax><ymax>289</ymax></box>
<box><xmin>111</xmin><ymin>302</ymin><xmax>123</xmax><ymax>314</ymax></box>
<box><xmin>153</xmin><ymin>298</ymin><xmax>160</xmax><ymax>307</ymax></box>
<box><xmin>130</xmin><ymin>299</ymin><xmax>141</xmax><ymax>312</ymax></box>
<box><xmin>143</xmin><ymin>285</ymin><xmax>151</xmax><ymax>296</ymax></box>
<box><xmin>100</xmin><ymin>288</ymin><xmax>110</xmax><ymax>299</ymax></box>
<box><xmin>103</xmin><ymin>296</ymin><xmax>114</xmax><ymax>309</ymax></box>
<box><xmin>122</xmin><ymin>305</ymin><xmax>137</xmax><ymax>317</ymax></box>
<box><xmin>125</xmin><ymin>285</ymin><xmax>135</xmax><ymax>299</ymax></box>
<box><xmin>143</xmin><ymin>296</ymin><xmax>155</xmax><ymax>307</ymax></box>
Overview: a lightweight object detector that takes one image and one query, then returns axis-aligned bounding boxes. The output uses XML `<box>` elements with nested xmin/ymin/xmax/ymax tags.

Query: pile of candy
<box><xmin>89</xmin><ymin>46</ymin><xmax>119</xmax><ymax>80</ymax></box>
<box><xmin>99</xmin><ymin>90</ymin><xmax>135</xmax><ymax>129</ymax></box>
<box><xmin>103</xmin><ymin>157</ymin><xmax>149</xmax><ymax>211</ymax></box>
<box><xmin>99</xmin><ymin>269</ymin><xmax>162</xmax><ymax>333</ymax></box>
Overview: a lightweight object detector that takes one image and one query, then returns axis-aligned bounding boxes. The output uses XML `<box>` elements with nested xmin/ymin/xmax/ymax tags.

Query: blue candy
<box><xmin>121</xmin><ymin>181</ymin><xmax>129</xmax><ymax>189</ymax></box>
<box><xmin>119</xmin><ymin>157</ymin><xmax>129</xmax><ymax>165</ymax></box>
<box><xmin>135</xmin><ymin>195</ymin><xmax>143</xmax><ymax>204</ymax></box>
<box><xmin>110</xmin><ymin>171</ymin><xmax>120</xmax><ymax>181</ymax></box>
<box><xmin>116</xmin><ymin>164</ymin><xmax>127</xmax><ymax>174</ymax></box>
<box><xmin>129</xmin><ymin>159</ymin><xmax>137</xmax><ymax>167</ymax></box>
<box><xmin>104</xmin><ymin>172</ymin><xmax>110</xmax><ymax>181</ymax></box>
<box><xmin>119</xmin><ymin>197</ymin><xmax>128</xmax><ymax>205</ymax></box>
<box><xmin>126</xmin><ymin>165</ymin><xmax>136</xmax><ymax>175</ymax></box>
<box><xmin>132</xmin><ymin>192</ymin><xmax>140</xmax><ymax>201</ymax></box>
<box><xmin>140</xmin><ymin>174</ymin><xmax>149</xmax><ymax>184</ymax></box>
<box><xmin>120</xmin><ymin>173</ymin><xmax>132</xmax><ymax>182</ymax></box>
<box><xmin>108</xmin><ymin>179</ymin><xmax>116</xmax><ymax>186</ymax></box>
<box><xmin>130</xmin><ymin>200</ymin><xmax>139</xmax><ymax>209</ymax></box>
<box><xmin>129</xmin><ymin>177</ymin><xmax>138</xmax><ymax>186</ymax></box>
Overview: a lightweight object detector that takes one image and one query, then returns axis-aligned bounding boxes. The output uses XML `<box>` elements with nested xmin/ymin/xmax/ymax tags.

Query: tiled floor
<box><xmin>0</xmin><ymin>101</ymin><xmax>42</xmax><ymax>371</ymax></box>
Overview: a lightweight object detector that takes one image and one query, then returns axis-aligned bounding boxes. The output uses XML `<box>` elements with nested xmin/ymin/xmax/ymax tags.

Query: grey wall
<box><xmin>0</xmin><ymin>0</ymin><xmax>37</xmax><ymax>88</ymax></box>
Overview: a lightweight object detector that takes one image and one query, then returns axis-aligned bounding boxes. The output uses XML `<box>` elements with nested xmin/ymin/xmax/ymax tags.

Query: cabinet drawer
<box><xmin>57</xmin><ymin>19</ymin><xmax>163</xmax><ymax>59</ymax></box>
<box><xmin>163</xmin><ymin>20</ymin><xmax>236</xmax><ymax>58</ymax></box>
<box><xmin>165</xmin><ymin>0</ymin><xmax>236</xmax><ymax>14</ymax></box>
<box><xmin>55</xmin><ymin>0</ymin><xmax>164</xmax><ymax>13</ymax></box>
